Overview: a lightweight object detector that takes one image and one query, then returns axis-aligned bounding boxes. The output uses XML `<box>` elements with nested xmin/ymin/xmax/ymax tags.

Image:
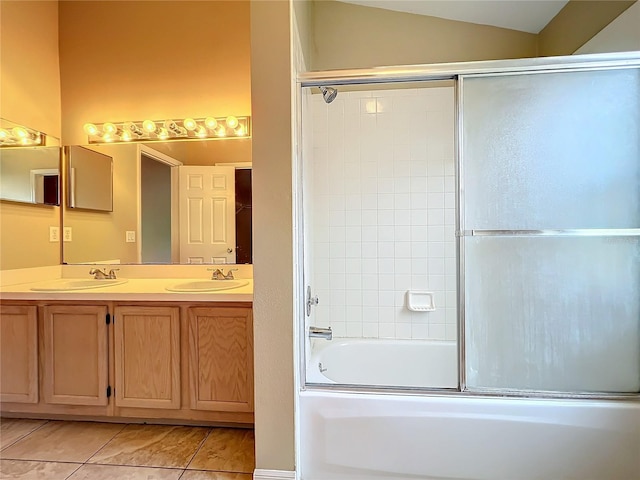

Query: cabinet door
<box><xmin>43</xmin><ymin>305</ymin><xmax>109</xmax><ymax>406</ymax></box>
<box><xmin>0</xmin><ymin>305</ymin><xmax>38</xmax><ymax>403</ymax></box>
<box><xmin>188</xmin><ymin>307</ymin><xmax>253</xmax><ymax>412</ymax></box>
<box><xmin>114</xmin><ymin>306</ymin><xmax>180</xmax><ymax>409</ymax></box>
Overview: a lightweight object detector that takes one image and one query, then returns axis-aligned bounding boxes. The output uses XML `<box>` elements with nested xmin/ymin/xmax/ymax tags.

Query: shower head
<box><xmin>320</xmin><ymin>86</ymin><xmax>338</xmax><ymax>104</ymax></box>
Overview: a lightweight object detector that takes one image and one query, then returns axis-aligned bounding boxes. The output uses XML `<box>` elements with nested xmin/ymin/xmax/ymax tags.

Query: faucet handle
<box><xmin>107</xmin><ymin>268</ymin><xmax>120</xmax><ymax>279</ymax></box>
<box><xmin>89</xmin><ymin>268</ymin><xmax>108</xmax><ymax>279</ymax></box>
<box><xmin>207</xmin><ymin>268</ymin><xmax>224</xmax><ymax>280</ymax></box>
<box><xmin>224</xmin><ymin>268</ymin><xmax>238</xmax><ymax>280</ymax></box>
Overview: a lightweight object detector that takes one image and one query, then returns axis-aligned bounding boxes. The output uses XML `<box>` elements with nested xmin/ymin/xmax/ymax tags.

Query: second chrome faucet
<box><xmin>89</xmin><ymin>267</ymin><xmax>119</xmax><ymax>279</ymax></box>
<box><xmin>208</xmin><ymin>268</ymin><xmax>238</xmax><ymax>280</ymax></box>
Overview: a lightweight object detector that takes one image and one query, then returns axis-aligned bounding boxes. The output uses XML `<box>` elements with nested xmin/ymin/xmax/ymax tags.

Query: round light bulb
<box><xmin>103</xmin><ymin>133</ymin><xmax>114</xmax><ymax>142</ymax></box>
<box><xmin>183</xmin><ymin>118</ymin><xmax>197</xmax><ymax>131</ymax></box>
<box><xmin>204</xmin><ymin>117</ymin><xmax>218</xmax><ymax>130</ymax></box>
<box><xmin>12</xmin><ymin>127</ymin><xmax>29</xmax><ymax>138</ymax></box>
<box><xmin>225</xmin><ymin>116</ymin><xmax>239</xmax><ymax>129</ymax></box>
<box><xmin>158</xmin><ymin>128</ymin><xmax>169</xmax><ymax>139</ymax></box>
<box><xmin>235</xmin><ymin>126</ymin><xmax>245</xmax><ymax>136</ymax></box>
<box><xmin>121</xmin><ymin>131</ymin><xmax>133</xmax><ymax>141</ymax></box>
<box><xmin>216</xmin><ymin>126</ymin><xmax>226</xmax><ymax>137</ymax></box>
<box><xmin>83</xmin><ymin>123</ymin><xmax>99</xmax><ymax>136</ymax></box>
<box><xmin>0</xmin><ymin>129</ymin><xmax>10</xmax><ymax>140</ymax></box>
<box><xmin>142</xmin><ymin>120</ymin><xmax>157</xmax><ymax>132</ymax></box>
<box><xmin>103</xmin><ymin>123</ymin><xmax>118</xmax><ymax>134</ymax></box>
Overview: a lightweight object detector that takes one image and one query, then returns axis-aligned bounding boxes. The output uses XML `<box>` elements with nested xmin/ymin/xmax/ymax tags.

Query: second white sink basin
<box><xmin>166</xmin><ymin>279</ymin><xmax>249</xmax><ymax>292</ymax></box>
<box><xmin>31</xmin><ymin>279</ymin><xmax>128</xmax><ymax>292</ymax></box>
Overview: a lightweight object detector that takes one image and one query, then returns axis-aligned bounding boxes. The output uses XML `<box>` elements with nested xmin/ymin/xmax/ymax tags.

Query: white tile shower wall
<box><xmin>311</xmin><ymin>86</ymin><xmax>457</xmax><ymax>341</ymax></box>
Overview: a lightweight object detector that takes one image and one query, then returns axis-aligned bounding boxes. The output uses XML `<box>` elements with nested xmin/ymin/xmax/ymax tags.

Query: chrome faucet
<box><xmin>208</xmin><ymin>268</ymin><xmax>238</xmax><ymax>280</ymax></box>
<box><xmin>309</xmin><ymin>326</ymin><xmax>332</xmax><ymax>340</ymax></box>
<box><xmin>89</xmin><ymin>268</ymin><xmax>119</xmax><ymax>279</ymax></box>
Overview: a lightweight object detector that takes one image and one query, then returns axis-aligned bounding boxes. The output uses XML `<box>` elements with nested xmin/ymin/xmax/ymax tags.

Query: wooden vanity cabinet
<box><xmin>188</xmin><ymin>306</ymin><xmax>253</xmax><ymax>413</ymax></box>
<box><xmin>113</xmin><ymin>305</ymin><xmax>181</xmax><ymax>409</ymax></box>
<box><xmin>42</xmin><ymin>305</ymin><xmax>109</xmax><ymax>407</ymax></box>
<box><xmin>0</xmin><ymin>305</ymin><xmax>38</xmax><ymax>403</ymax></box>
<box><xmin>0</xmin><ymin>300</ymin><xmax>253</xmax><ymax>425</ymax></box>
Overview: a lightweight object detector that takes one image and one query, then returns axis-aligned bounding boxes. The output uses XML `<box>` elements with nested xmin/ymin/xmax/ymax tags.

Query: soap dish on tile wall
<box><xmin>406</xmin><ymin>291</ymin><xmax>436</xmax><ymax>312</ymax></box>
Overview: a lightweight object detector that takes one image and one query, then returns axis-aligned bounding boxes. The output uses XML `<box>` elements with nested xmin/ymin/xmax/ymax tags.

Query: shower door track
<box><xmin>298</xmin><ymin>52</ymin><xmax>640</xmax><ymax>87</ymax></box>
<box><xmin>302</xmin><ymin>382</ymin><xmax>640</xmax><ymax>402</ymax></box>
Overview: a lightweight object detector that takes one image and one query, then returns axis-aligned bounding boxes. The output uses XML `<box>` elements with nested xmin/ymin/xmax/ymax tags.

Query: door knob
<box><xmin>227</xmin><ymin>248</ymin><xmax>233</xmax><ymax>253</ymax></box>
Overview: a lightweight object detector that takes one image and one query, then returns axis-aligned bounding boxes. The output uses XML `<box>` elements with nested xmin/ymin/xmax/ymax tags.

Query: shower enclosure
<box><xmin>296</xmin><ymin>53</ymin><xmax>640</xmax><ymax>480</ymax></box>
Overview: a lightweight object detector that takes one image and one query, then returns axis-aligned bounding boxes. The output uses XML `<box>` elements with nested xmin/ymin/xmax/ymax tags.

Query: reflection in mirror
<box><xmin>62</xmin><ymin>139</ymin><xmax>252</xmax><ymax>266</ymax></box>
<box><xmin>0</xmin><ymin>119</ymin><xmax>61</xmax><ymax>206</ymax></box>
<box><xmin>66</xmin><ymin>146</ymin><xmax>113</xmax><ymax>211</ymax></box>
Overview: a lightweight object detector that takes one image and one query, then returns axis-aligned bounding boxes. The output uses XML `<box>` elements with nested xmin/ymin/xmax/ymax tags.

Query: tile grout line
<box><xmin>0</xmin><ymin>419</ymin><xmax>50</xmax><ymax>453</ymax></box>
<box><xmin>63</xmin><ymin>461</ymin><xmax>84</xmax><ymax>480</ymax></box>
<box><xmin>177</xmin><ymin>466</ymin><xmax>188</xmax><ymax>480</ymax></box>
<box><xmin>83</xmin><ymin>421</ymin><xmax>129</xmax><ymax>465</ymax></box>
<box><xmin>186</xmin><ymin>428</ymin><xmax>256</xmax><ymax>475</ymax></box>
<box><xmin>79</xmin><ymin>460</ymin><xmax>191</xmax><ymax>472</ymax></box>
<box><xmin>183</xmin><ymin>426</ymin><xmax>213</xmax><ymax>471</ymax></box>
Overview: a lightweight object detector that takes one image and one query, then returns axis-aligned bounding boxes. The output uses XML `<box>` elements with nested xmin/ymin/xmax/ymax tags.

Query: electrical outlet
<box><xmin>63</xmin><ymin>227</ymin><xmax>73</xmax><ymax>242</ymax></box>
<box><xmin>49</xmin><ymin>226</ymin><xmax>60</xmax><ymax>242</ymax></box>
<box><xmin>126</xmin><ymin>231</ymin><xmax>136</xmax><ymax>242</ymax></box>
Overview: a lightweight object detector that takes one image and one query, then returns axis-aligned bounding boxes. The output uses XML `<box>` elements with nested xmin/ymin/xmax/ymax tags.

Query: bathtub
<box><xmin>299</xmin><ymin>339</ymin><xmax>640</xmax><ymax>480</ymax></box>
<box><xmin>307</xmin><ymin>338</ymin><xmax>458</xmax><ymax>388</ymax></box>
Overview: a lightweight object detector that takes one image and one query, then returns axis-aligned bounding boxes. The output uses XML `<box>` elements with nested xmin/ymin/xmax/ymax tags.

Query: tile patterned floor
<box><xmin>0</xmin><ymin>419</ymin><xmax>254</xmax><ymax>480</ymax></box>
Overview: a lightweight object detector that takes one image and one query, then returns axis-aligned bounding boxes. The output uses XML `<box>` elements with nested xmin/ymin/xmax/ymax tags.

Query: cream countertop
<box><xmin>0</xmin><ymin>265</ymin><xmax>253</xmax><ymax>302</ymax></box>
<box><xmin>0</xmin><ymin>278</ymin><xmax>253</xmax><ymax>302</ymax></box>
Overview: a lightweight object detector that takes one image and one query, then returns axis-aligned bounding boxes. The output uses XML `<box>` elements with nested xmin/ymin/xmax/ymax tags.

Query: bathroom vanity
<box><xmin>0</xmin><ymin>274</ymin><xmax>254</xmax><ymax>426</ymax></box>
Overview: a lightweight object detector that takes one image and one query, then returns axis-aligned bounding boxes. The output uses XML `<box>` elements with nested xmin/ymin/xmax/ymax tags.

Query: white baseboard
<box><xmin>253</xmin><ymin>469</ymin><xmax>297</xmax><ymax>480</ymax></box>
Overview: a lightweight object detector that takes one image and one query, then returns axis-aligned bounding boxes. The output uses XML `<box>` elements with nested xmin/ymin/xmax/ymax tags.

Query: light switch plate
<box><xmin>63</xmin><ymin>227</ymin><xmax>72</xmax><ymax>242</ymax></box>
<box><xmin>49</xmin><ymin>226</ymin><xmax>59</xmax><ymax>242</ymax></box>
<box><xmin>126</xmin><ymin>231</ymin><xmax>136</xmax><ymax>242</ymax></box>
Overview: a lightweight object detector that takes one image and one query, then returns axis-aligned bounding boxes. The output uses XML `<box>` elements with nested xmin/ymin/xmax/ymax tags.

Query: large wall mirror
<box><xmin>61</xmin><ymin>139</ymin><xmax>252</xmax><ymax>266</ymax></box>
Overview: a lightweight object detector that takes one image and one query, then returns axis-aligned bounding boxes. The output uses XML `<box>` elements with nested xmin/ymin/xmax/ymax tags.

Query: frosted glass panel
<box><xmin>465</xmin><ymin>236</ymin><xmax>640</xmax><ymax>393</ymax></box>
<box><xmin>463</xmin><ymin>69</ymin><xmax>640</xmax><ymax>230</ymax></box>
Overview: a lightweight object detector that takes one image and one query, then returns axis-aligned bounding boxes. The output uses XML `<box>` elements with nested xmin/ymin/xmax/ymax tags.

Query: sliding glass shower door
<box><xmin>460</xmin><ymin>68</ymin><xmax>640</xmax><ymax>394</ymax></box>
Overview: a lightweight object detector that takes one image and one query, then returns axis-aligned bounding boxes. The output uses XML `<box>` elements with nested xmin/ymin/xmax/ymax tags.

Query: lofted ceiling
<box><xmin>336</xmin><ymin>0</ymin><xmax>570</xmax><ymax>34</ymax></box>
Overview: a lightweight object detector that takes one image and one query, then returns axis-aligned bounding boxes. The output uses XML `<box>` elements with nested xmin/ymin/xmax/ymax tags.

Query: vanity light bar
<box><xmin>83</xmin><ymin>116</ymin><xmax>251</xmax><ymax>144</ymax></box>
<box><xmin>0</xmin><ymin>125</ymin><xmax>44</xmax><ymax>147</ymax></box>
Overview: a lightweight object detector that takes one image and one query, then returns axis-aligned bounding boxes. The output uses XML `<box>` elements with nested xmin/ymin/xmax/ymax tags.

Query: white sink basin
<box><xmin>30</xmin><ymin>279</ymin><xmax>128</xmax><ymax>292</ymax></box>
<box><xmin>165</xmin><ymin>279</ymin><xmax>249</xmax><ymax>292</ymax></box>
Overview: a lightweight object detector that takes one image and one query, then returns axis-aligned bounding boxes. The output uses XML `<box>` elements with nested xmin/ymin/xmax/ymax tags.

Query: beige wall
<box><xmin>0</xmin><ymin>0</ymin><xmax>61</xmax><ymax>271</ymax></box>
<box><xmin>293</xmin><ymin>0</ymin><xmax>313</xmax><ymax>69</ymax></box>
<box><xmin>575</xmin><ymin>1</ymin><xmax>640</xmax><ymax>54</ymax></box>
<box><xmin>250</xmin><ymin>0</ymin><xmax>296</xmax><ymax>472</ymax></box>
<box><xmin>311</xmin><ymin>0</ymin><xmax>538</xmax><ymax>70</ymax></box>
<box><xmin>63</xmin><ymin>144</ymin><xmax>139</xmax><ymax>264</ymax></box>
<box><xmin>0</xmin><ymin>1</ymin><xmax>61</xmax><ymax>137</ymax></box>
<box><xmin>539</xmin><ymin>0</ymin><xmax>636</xmax><ymax>56</ymax></box>
<box><xmin>59</xmin><ymin>0</ymin><xmax>251</xmax><ymax>169</ymax></box>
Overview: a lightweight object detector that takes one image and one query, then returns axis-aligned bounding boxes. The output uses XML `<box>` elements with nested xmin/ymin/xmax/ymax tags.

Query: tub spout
<box><xmin>309</xmin><ymin>326</ymin><xmax>332</xmax><ymax>340</ymax></box>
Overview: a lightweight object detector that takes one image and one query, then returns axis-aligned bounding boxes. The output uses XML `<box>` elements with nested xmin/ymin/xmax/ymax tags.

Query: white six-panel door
<box><xmin>179</xmin><ymin>166</ymin><xmax>236</xmax><ymax>264</ymax></box>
